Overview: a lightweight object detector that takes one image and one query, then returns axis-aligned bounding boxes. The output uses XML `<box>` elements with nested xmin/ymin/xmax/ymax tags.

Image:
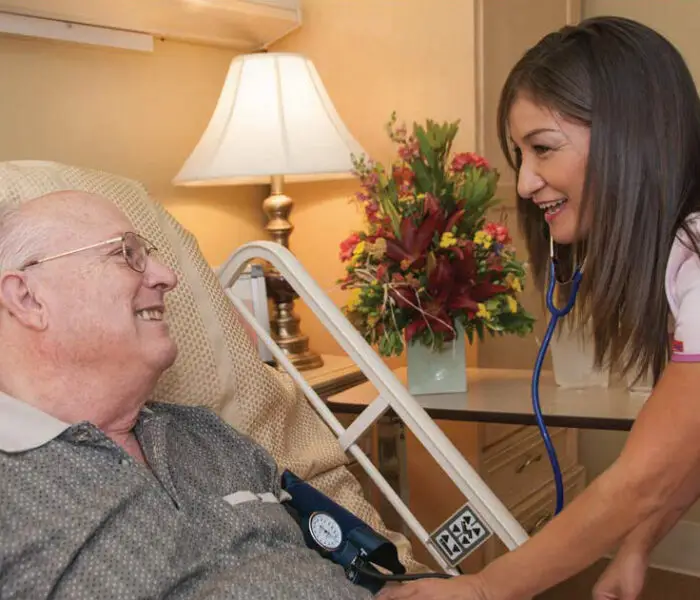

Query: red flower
<box><xmin>393</xmin><ymin>166</ymin><xmax>415</xmax><ymax>186</ymax></box>
<box><xmin>423</xmin><ymin>192</ymin><xmax>441</xmax><ymax>216</ymax></box>
<box><xmin>338</xmin><ymin>274</ymin><xmax>355</xmax><ymax>290</ymax></box>
<box><xmin>389</xmin><ymin>285</ymin><xmax>419</xmax><ymax>310</ymax></box>
<box><xmin>375</xmin><ymin>225</ymin><xmax>395</xmax><ymax>240</ymax></box>
<box><xmin>339</xmin><ymin>232</ymin><xmax>361</xmax><ymax>261</ymax></box>
<box><xmin>451</xmin><ymin>152</ymin><xmax>489</xmax><ymax>172</ymax></box>
<box><xmin>355</xmin><ymin>191</ymin><xmax>370</xmax><ymax>203</ymax></box>
<box><xmin>365</xmin><ymin>202</ymin><xmax>381</xmax><ymax>223</ymax></box>
<box><xmin>402</xmin><ymin>246</ymin><xmax>509</xmax><ymax>344</ymax></box>
<box><xmin>383</xmin><ymin>200</ymin><xmax>466</xmax><ymax>273</ymax></box>
<box><xmin>398</xmin><ymin>138</ymin><xmax>420</xmax><ymax>161</ymax></box>
<box><xmin>385</xmin><ymin>210</ymin><xmax>443</xmax><ymax>270</ymax></box>
<box><xmin>484</xmin><ymin>222</ymin><xmax>511</xmax><ymax>244</ymax></box>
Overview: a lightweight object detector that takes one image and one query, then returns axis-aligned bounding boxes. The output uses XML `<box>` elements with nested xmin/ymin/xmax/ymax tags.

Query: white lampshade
<box><xmin>174</xmin><ymin>52</ymin><xmax>367</xmax><ymax>186</ymax></box>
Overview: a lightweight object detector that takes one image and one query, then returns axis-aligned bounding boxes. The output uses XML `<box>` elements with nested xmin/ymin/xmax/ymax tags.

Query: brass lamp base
<box><xmin>262</xmin><ymin>175</ymin><xmax>324</xmax><ymax>372</ymax></box>
<box><xmin>265</xmin><ymin>270</ymin><xmax>323</xmax><ymax>370</ymax></box>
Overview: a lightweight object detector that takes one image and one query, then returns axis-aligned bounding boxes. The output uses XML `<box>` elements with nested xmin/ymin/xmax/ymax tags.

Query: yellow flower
<box><xmin>347</xmin><ymin>288</ymin><xmax>362</xmax><ymax>311</ymax></box>
<box><xmin>352</xmin><ymin>241</ymin><xmax>366</xmax><ymax>259</ymax></box>
<box><xmin>474</xmin><ymin>231</ymin><xmax>493</xmax><ymax>249</ymax></box>
<box><xmin>476</xmin><ymin>303</ymin><xmax>491</xmax><ymax>320</ymax></box>
<box><xmin>367</xmin><ymin>314</ymin><xmax>379</xmax><ymax>327</ymax></box>
<box><xmin>506</xmin><ymin>296</ymin><xmax>518</xmax><ymax>314</ymax></box>
<box><xmin>439</xmin><ymin>232</ymin><xmax>458</xmax><ymax>248</ymax></box>
<box><xmin>506</xmin><ymin>273</ymin><xmax>523</xmax><ymax>292</ymax></box>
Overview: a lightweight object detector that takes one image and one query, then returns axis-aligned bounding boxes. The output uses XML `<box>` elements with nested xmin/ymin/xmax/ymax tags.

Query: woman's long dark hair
<box><xmin>497</xmin><ymin>16</ymin><xmax>700</xmax><ymax>383</ymax></box>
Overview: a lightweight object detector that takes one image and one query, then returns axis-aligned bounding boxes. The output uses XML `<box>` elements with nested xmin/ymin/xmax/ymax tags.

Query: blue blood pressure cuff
<box><xmin>281</xmin><ymin>470</ymin><xmax>406</xmax><ymax>594</ymax></box>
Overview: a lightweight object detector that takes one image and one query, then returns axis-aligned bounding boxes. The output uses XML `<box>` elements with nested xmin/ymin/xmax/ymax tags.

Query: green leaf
<box><xmin>470</xmin><ymin>176</ymin><xmax>489</xmax><ymax>204</ymax></box>
<box><xmin>378</xmin><ymin>186</ymin><xmax>402</xmax><ymax>238</ymax></box>
<box><xmin>412</xmin><ymin>160</ymin><xmax>433</xmax><ymax>193</ymax></box>
<box><xmin>415</xmin><ymin>126</ymin><xmax>437</xmax><ymax>172</ymax></box>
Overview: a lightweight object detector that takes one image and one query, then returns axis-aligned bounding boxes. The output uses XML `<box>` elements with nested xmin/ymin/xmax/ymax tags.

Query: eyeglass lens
<box><xmin>123</xmin><ymin>232</ymin><xmax>148</xmax><ymax>272</ymax></box>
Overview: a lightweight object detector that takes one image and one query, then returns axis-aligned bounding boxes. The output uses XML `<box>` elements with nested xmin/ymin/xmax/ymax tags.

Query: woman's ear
<box><xmin>0</xmin><ymin>271</ymin><xmax>47</xmax><ymax>330</ymax></box>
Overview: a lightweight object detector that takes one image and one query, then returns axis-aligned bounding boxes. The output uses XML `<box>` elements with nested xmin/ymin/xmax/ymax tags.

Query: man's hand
<box><xmin>592</xmin><ymin>551</ymin><xmax>649</xmax><ymax>600</ymax></box>
<box><xmin>377</xmin><ymin>575</ymin><xmax>490</xmax><ymax>600</ymax></box>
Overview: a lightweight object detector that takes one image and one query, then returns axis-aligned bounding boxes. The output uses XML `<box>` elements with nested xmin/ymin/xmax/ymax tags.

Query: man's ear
<box><xmin>0</xmin><ymin>271</ymin><xmax>47</xmax><ymax>330</ymax></box>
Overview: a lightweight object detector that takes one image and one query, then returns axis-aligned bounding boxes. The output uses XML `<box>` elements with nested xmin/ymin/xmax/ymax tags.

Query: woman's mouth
<box><xmin>539</xmin><ymin>199</ymin><xmax>568</xmax><ymax>223</ymax></box>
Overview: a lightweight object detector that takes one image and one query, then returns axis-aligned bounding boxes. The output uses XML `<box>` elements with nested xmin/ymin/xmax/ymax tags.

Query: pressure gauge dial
<box><xmin>308</xmin><ymin>511</ymin><xmax>343</xmax><ymax>551</ymax></box>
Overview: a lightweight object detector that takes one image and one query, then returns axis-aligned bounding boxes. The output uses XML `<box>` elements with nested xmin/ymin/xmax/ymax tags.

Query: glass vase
<box><xmin>406</xmin><ymin>323</ymin><xmax>467</xmax><ymax>396</ymax></box>
<box><xmin>549</xmin><ymin>322</ymin><xmax>609</xmax><ymax>389</ymax></box>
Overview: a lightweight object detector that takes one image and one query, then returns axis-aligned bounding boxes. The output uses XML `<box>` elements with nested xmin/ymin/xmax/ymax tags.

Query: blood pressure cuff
<box><xmin>281</xmin><ymin>470</ymin><xmax>405</xmax><ymax>594</ymax></box>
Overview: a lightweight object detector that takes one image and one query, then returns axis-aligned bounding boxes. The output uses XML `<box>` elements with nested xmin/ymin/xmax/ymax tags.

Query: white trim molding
<box><xmin>0</xmin><ymin>12</ymin><xmax>153</xmax><ymax>52</ymax></box>
<box><xmin>649</xmin><ymin>519</ymin><xmax>700</xmax><ymax>577</ymax></box>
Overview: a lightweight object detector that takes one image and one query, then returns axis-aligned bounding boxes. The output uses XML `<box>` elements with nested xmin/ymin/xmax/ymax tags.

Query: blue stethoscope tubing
<box><xmin>531</xmin><ymin>238</ymin><xmax>584</xmax><ymax>516</ymax></box>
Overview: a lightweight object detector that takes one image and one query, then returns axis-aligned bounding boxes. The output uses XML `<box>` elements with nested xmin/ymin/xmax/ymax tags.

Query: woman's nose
<box><xmin>517</xmin><ymin>160</ymin><xmax>545</xmax><ymax>199</ymax></box>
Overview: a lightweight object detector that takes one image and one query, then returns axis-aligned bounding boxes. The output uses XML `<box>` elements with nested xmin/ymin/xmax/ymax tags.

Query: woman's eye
<box><xmin>532</xmin><ymin>144</ymin><xmax>552</xmax><ymax>156</ymax></box>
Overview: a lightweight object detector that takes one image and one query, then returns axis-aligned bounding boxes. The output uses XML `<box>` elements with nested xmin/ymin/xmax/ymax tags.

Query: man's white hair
<box><xmin>0</xmin><ymin>199</ymin><xmax>54</xmax><ymax>273</ymax></box>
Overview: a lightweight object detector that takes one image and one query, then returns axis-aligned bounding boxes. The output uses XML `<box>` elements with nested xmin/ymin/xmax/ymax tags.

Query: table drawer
<box><xmin>484</xmin><ymin>465</ymin><xmax>586</xmax><ymax>562</ymax></box>
<box><xmin>481</xmin><ymin>423</ymin><xmax>527</xmax><ymax>450</ymax></box>
<box><xmin>482</xmin><ymin>427</ymin><xmax>576</xmax><ymax>508</ymax></box>
<box><xmin>518</xmin><ymin>465</ymin><xmax>587</xmax><ymax>535</ymax></box>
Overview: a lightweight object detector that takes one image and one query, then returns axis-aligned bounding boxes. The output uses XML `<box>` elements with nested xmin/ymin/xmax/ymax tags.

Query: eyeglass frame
<box><xmin>19</xmin><ymin>232</ymin><xmax>158</xmax><ymax>273</ymax></box>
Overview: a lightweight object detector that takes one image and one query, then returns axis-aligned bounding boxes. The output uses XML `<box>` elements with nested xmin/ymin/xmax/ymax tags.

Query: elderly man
<box><xmin>0</xmin><ymin>191</ymin><xmax>373</xmax><ymax>599</ymax></box>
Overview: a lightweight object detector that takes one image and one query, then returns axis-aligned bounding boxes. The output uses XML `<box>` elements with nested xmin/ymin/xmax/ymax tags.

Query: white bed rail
<box><xmin>218</xmin><ymin>241</ymin><xmax>528</xmax><ymax>573</ymax></box>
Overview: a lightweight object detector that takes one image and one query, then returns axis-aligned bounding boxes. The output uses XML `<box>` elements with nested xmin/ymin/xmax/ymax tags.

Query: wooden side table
<box><xmin>304</xmin><ymin>354</ymin><xmax>368</xmax><ymax>399</ymax></box>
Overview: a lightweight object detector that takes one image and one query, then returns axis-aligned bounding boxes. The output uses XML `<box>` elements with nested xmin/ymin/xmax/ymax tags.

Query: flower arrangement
<box><xmin>338</xmin><ymin>113</ymin><xmax>535</xmax><ymax>357</ymax></box>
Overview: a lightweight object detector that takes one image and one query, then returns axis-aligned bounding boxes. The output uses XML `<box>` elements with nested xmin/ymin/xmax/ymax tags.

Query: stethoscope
<box><xmin>531</xmin><ymin>237</ymin><xmax>585</xmax><ymax>515</ymax></box>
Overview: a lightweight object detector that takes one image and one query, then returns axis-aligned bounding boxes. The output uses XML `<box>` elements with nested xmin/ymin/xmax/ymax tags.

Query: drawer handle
<box><xmin>527</xmin><ymin>512</ymin><xmax>553</xmax><ymax>535</ymax></box>
<box><xmin>515</xmin><ymin>453</ymin><xmax>543</xmax><ymax>474</ymax></box>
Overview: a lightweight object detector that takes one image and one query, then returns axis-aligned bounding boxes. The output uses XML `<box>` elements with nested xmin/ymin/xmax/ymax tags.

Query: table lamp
<box><xmin>174</xmin><ymin>52</ymin><xmax>367</xmax><ymax>371</ymax></box>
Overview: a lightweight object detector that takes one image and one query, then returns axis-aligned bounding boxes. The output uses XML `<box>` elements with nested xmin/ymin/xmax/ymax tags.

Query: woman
<box><xmin>381</xmin><ymin>15</ymin><xmax>700</xmax><ymax>600</ymax></box>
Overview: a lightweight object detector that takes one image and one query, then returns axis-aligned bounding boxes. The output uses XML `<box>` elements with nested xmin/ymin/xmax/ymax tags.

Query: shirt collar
<box><xmin>0</xmin><ymin>391</ymin><xmax>71</xmax><ymax>453</ymax></box>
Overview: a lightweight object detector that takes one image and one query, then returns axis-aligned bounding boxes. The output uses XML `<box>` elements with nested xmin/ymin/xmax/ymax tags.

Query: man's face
<box><xmin>24</xmin><ymin>194</ymin><xmax>178</xmax><ymax>377</ymax></box>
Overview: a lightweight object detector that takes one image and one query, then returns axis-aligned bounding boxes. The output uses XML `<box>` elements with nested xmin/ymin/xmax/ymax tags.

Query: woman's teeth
<box><xmin>540</xmin><ymin>199</ymin><xmax>567</xmax><ymax>213</ymax></box>
<box><xmin>540</xmin><ymin>199</ymin><xmax>568</xmax><ymax>219</ymax></box>
<box><xmin>136</xmin><ymin>309</ymin><xmax>163</xmax><ymax>321</ymax></box>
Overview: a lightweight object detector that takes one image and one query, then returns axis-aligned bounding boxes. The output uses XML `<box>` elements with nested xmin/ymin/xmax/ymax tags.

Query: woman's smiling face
<box><xmin>508</xmin><ymin>94</ymin><xmax>591</xmax><ymax>244</ymax></box>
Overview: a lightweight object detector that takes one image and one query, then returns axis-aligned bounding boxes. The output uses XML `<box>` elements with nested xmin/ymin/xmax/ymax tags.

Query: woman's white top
<box><xmin>666</xmin><ymin>214</ymin><xmax>700</xmax><ymax>362</ymax></box>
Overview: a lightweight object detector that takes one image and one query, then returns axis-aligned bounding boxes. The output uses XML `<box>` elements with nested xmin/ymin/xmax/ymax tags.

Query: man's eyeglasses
<box><xmin>20</xmin><ymin>232</ymin><xmax>157</xmax><ymax>273</ymax></box>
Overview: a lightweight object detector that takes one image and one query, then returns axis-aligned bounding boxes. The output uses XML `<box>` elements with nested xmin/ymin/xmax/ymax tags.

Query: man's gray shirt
<box><xmin>0</xmin><ymin>393</ymin><xmax>372</xmax><ymax>599</ymax></box>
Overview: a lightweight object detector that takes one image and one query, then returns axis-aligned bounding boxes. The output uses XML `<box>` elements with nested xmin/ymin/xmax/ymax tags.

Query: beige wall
<box><xmin>0</xmin><ymin>34</ymin><xmax>268</xmax><ymax>266</ymax></box>
<box><xmin>585</xmin><ymin>0</ymin><xmax>700</xmax><ymax>69</ymax></box>
<box><xmin>581</xmin><ymin>0</ymin><xmax>700</xmax><ymax>523</ymax></box>
<box><xmin>269</xmin><ymin>0</ymin><xmax>480</xmax><ymax>366</ymax></box>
